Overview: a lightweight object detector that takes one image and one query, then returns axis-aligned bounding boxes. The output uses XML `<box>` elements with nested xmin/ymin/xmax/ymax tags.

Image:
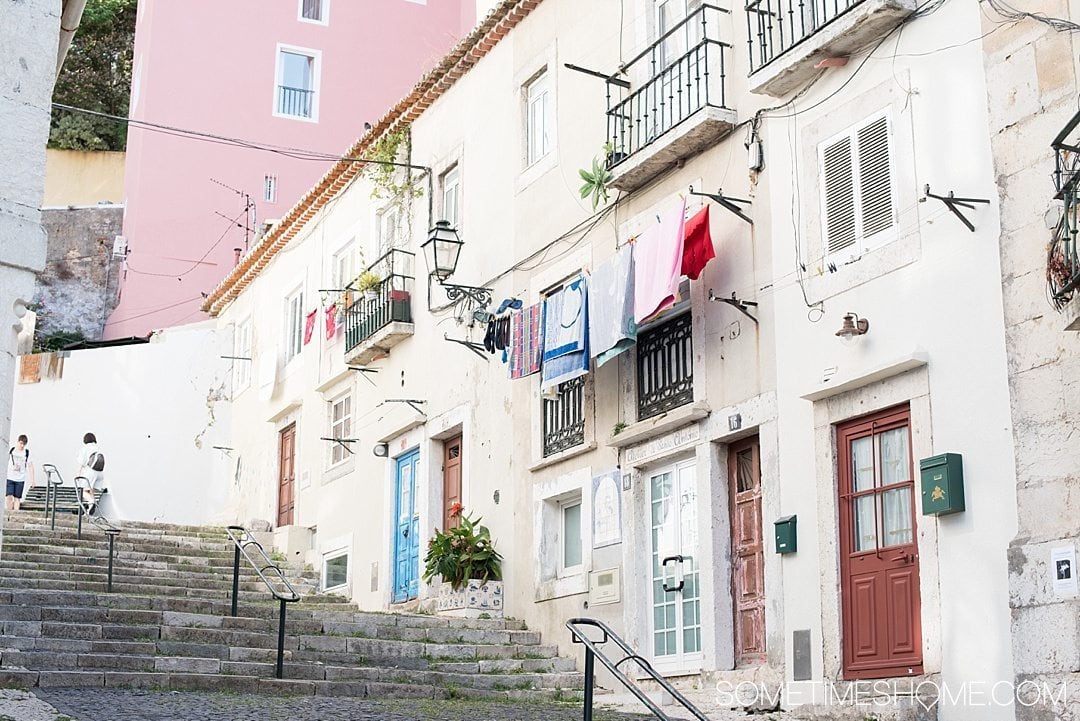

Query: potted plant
<box><xmin>423</xmin><ymin>506</ymin><xmax>504</xmax><ymax>617</ymax></box>
<box><xmin>354</xmin><ymin>270</ymin><xmax>382</xmax><ymax>301</ymax></box>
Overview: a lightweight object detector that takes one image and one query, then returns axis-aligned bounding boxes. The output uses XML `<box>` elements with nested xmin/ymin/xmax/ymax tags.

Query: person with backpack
<box><xmin>6</xmin><ymin>434</ymin><xmax>34</xmax><ymax>511</ymax></box>
<box><xmin>75</xmin><ymin>432</ymin><xmax>105</xmax><ymax>513</ymax></box>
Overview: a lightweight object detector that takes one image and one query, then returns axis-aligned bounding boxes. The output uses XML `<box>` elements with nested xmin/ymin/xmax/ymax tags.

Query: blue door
<box><xmin>392</xmin><ymin>449</ymin><xmax>420</xmax><ymax>602</ymax></box>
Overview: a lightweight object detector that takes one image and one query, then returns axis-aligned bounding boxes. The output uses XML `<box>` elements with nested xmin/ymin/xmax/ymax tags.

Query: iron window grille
<box><xmin>1050</xmin><ymin>109</ymin><xmax>1080</xmax><ymax>309</ymax></box>
<box><xmin>542</xmin><ymin>376</ymin><xmax>586</xmax><ymax>457</ymax></box>
<box><xmin>637</xmin><ymin>312</ymin><xmax>694</xmax><ymax>421</ymax></box>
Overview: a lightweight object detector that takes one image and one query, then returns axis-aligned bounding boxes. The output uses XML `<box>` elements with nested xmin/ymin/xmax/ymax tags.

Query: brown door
<box><xmin>838</xmin><ymin>405</ymin><xmax>922</xmax><ymax>679</ymax></box>
<box><xmin>442</xmin><ymin>435</ymin><xmax>462</xmax><ymax>529</ymax></box>
<box><xmin>277</xmin><ymin>423</ymin><xmax>296</xmax><ymax>527</ymax></box>
<box><xmin>730</xmin><ymin>437</ymin><xmax>765</xmax><ymax>666</ymax></box>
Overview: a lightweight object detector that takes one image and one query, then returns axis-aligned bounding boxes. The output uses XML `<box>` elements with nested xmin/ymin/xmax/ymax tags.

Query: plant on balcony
<box><xmin>422</xmin><ymin>507</ymin><xmax>503</xmax><ymax>591</ymax></box>
<box><xmin>354</xmin><ymin>270</ymin><xmax>382</xmax><ymax>299</ymax></box>
<box><xmin>578</xmin><ymin>151</ymin><xmax>613</xmax><ymax>210</ymax></box>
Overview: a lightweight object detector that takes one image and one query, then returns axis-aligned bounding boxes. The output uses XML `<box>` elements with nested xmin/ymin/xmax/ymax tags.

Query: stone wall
<box><xmin>35</xmin><ymin>205</ymin><xmax>123</xmax><ymax>341</ymax></box>
<box><xmin>981</xmin><ymin>4</ymin><xmax>1080</xmax><ymax>719</ymax></box>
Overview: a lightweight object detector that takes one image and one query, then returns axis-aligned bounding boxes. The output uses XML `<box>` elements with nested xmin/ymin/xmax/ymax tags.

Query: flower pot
<box><xmin>435</xmin><ymin>579</ymin><xmax>503</xmax><ymax>618</ymax></box>
<box><xmin>362</xmin><ymin>290</ymin><xmax>378</xmax><ymax>302</ymax></box>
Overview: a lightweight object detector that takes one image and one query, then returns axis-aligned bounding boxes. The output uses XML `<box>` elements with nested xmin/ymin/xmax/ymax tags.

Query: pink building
<box><xmin>107</xmin><ymin>0</ymin><xmax>474</xmax><ymax>338</ymax></box>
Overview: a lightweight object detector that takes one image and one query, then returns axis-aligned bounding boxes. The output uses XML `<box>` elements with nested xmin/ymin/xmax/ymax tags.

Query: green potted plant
<box><xmin>354</xmin><ymin>270</ymin><xmax>382</xmax><ymax>300</ymax></box>
<box><xmin>423</xmin><ymin>506</ymin><xmax>504</xmax><ymax>617</ymax></box>
<box><xmin>578</xmin><ymin>151</ymin><xmax>613</xmax><ymax>210</ymax></box>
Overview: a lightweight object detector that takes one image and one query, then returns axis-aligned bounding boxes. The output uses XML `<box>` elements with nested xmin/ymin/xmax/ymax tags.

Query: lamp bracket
<box><xmin>444</xmin><ymin>332</ymin><xmax>489</xmax><ymax>361</ymax></box>
<box><xmin>319</xmin><ymin>437</ymin><xmax>357</xmax><ymax>455</ymax></box>
<box><xmin>442</xmin><ymin>283</ymin><xmax>493</xmax><ymax>308</ymax></box>
<box><xmin>347</xmin><ymin>365</ymin><xmax>379</xmax><ymax>387</ymax></box>
<box><xmin>920</xmin><ymin>185</ymin><xmax>989</xmax><ymax>233</ymax></box>
<box><xmin>385</xmin><ymin>398</ymin><xmax>428</xmax><ymax>416</ymax></box>
<box><xmin>708</xmin><ymin>289</ymin><xmax>759</xmax><ymax>325</ymax></box>
<box><xmin>689</xmin><ymin>185</ymin><xmax>753</xmax><ymax>225</ymax></box>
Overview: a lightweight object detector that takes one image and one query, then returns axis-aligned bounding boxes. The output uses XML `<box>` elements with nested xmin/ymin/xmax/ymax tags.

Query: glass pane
<box><xmin>854</xmin><ymin>495</ymin><xmax>877</xmax><ymax>551</ymax></box>
<box><xmin>851</xmin><ymin>436</ymin><xmax>874</xmax><ymax>492</ymax></box>
<box><xmin>281</xmin><ymin>52</ymin><xmax>312</xmax><ymax>89</ymax></box>
<box><xmin>654</xmin><ymin>631</ymin><xmax>669</xmax><ymax>656</ymax></box>
<box><xmin>879</xmin><ymin>427</ymin><xmax>909</xmax><ymax>486</ymax></box>
<box><xmin>324</xmin><ymin>554</ymin><xmax>347</xmax><ymax>588</ymax></box>
<box><xmin>882</xmin><ymin>487</ymin><xmax>913</xmax><ymax>547</ymax></box>
<box><xmin>563</xmin><ymin>503</ymin><xmax>582</xmax><ymax>568</ymax></box>
<box><xmin>683</xmin><ymin>626</ymin><xmax>701</xmax><ymax>653</ymax></box>
<box><xmin>736</xmin><ymin>449</ymin><xmax>754</xmax><ymax>492</ymax></box>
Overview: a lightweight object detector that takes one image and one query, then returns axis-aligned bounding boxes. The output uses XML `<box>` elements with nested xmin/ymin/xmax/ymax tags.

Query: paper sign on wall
<box><xmin>1051</xmin><ymin>546</ymin><xmax>1077</xmax><ymax>597</ymax></box>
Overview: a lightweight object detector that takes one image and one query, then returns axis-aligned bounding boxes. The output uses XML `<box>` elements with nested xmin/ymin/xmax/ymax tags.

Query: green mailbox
<box><xmin>774</xmin><ymin>515</ymin><xmax>797</xmax><ymax>554</ymax></box>
<box><xmin>920</xmin><ymin>453</ymin><xmax>965</xmax><ymax>515</ymax></box>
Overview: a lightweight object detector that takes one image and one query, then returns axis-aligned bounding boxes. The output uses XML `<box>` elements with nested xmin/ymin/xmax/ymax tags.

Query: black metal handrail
<box><xmin>40</xmin><ymin>464</ymin><xmax>122</xmax><ymax>591</ymax></box>
<box><xmin>226</xmin><ymin>525</ymin><xmax>300</xmax><ymax>679</ymax></box>
<box><xmin>40</xmin><ymin>463</ymin><xmax>63</xmax><ymax>529</ymax></box>
<box><xmin>606</xmin><ymin>3</ymin><xmax>731</xmax><ymax>167</ymax></box>
<box><xmin>745</xmin><ymin>0</ymin><xmax>866</xmax><ymax>73</ymax></box>
<box><xmin>566</xmin><ymin>618</ymin><xmax>710</xmax><ymax>721</ymax></box>
<box><xmin>344</xmin><ymin>248</ymin><xmax>415</xmax><ymax>352</ymax></box>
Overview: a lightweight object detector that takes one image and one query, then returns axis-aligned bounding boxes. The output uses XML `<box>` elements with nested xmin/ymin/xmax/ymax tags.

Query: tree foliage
<box><xmin>49</xmin><ymin>0</ymin><xmax>137</xmax><ymax>151</ymax></box>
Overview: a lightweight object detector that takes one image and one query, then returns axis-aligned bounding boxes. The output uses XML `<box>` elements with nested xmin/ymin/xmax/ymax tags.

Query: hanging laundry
<box><xmin>303</xmin><ymin>309</ymin><xmax>317</xmax><ymax>345</ymax></box>
<box><xmin>541</xmin><ymin>277</ymin><xmax>589</xmax><ymax>393</ymax></box>
<box><xmin>509</xmin><ymin>302</ymin><xmax>543</xmax><ymax>379</ymax></box>
<box><xmin>681</xmin><ymin>205</ymin><xmax>715</xmax><ymax>281</ymax></box>
<box><xmin>494</xmin><ymin>315</ymin><xmax>511</xmax><ymax>352</ymax></box>
<box><xmin>588</xmin><ymin>244</ymin><xmax>637</xmax><ymax>367</ymax></box>
<box><xmin>325</xmin><ymin>303</ymin><xmax>338</xmax><ymax>340</ymax></box>
<box><xmin>634</xmin><ymin>197</ymin><xmax>686</xmax><ymax>324</ymax></box>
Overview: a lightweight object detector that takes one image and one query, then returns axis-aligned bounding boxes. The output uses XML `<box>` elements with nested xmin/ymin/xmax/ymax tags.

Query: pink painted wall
<box><xmin>107</xmin><ymin>0</ymin><xmax>474</xmax><ymax>338</ymax></box>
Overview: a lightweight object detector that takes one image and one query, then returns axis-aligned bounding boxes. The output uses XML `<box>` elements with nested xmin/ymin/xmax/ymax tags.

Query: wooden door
<box><xmin>392</xmin><ymin>449</ymin><xmax>420</xmax><ymax>603</ymax></box>
<box><xmin>730</xmin><ymin>437</ymin><xmax>765</xmax><ymax>666</ymax></box>
<box><xmin>443</xmin><ymin>435</ymin><xmax>462</xmax><ymax>529</ymax></box>
<box><xmin>838</xmin><ymin>405</ymin><xmax>922</xmax><ymax>679</ymax></box>
<box><xmin>276</xmin><ymin>423</ymin><xmax>296</xmax><ymax>527</ymax></box>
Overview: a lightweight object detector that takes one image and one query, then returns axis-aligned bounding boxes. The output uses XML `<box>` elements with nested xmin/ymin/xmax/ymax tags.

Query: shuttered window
<box><xmin>820</xmin><ymin>113</ymin><xmax>896</xmax><ymax>260</ymax></box>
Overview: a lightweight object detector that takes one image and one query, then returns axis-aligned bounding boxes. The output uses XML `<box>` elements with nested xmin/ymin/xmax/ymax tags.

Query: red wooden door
<box><xmin>443</xmin><ymin>435</ymin><xmax>462</xmax><ymax>529</ymax></box>
<box><xmin>730</xmin><ymin>437</ymin><xmax>765</xmax><ymax>666</ymax></box>
<box><xmin>838</xmin><ymin>405</ymin><xmax>922</xmax><ymax>679</ymax></box>
<box><xmin>277</xmin><ymin>423</ymin><xmax>296</xmax><ymax>527</ymax></box>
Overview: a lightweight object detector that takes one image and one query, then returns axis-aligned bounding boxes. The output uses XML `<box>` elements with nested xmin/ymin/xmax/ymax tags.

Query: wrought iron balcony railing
<box><xmin>345</xmin><ymin>248</ymin><xmax>414</xmax><ymax>352</ymax></box>
<box><xmin>606</xmin><ymin>4</ymin><xmax>731</xmax><ymax>167</ymax></box>
<box><xmin>277</xmin><ymin>85</ymin><xmax>314</xmax><ymax>118</ymax></box>
<box><xmin>746</xmin><ymin>0</ymin><xmax>867</xmax><ymax>73</ymax></box>
<box><xmin>637</xmin><ymin>313</ymin><xmax>694</xmax><ymax>421</ymax></box>
<box><xmin>542</xmin><ymin>376</ymin><xmax>586</xmax><ymax>457</ymax></box>
<box><xmin>1050</xmin><ymin>110</ymin><xmax>1080</xmax><ymax>310</ymax></box>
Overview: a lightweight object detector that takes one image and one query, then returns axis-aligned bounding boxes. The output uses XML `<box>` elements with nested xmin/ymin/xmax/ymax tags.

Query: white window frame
<box><xmin>322</xmin><ymin>549</ymin><xmax>349</xmax><ymax>592</ymax></box>
<box><xmin>232</xmin><ymin>318</ymin><xmax>252</xmax><ymax>397</ymax></box>
<box><xmin>559</xmin><ymin>497</ymin><xmax>584</xmax><ymax>577</ymax></box>
<box><xmin>298</xmin><ymin>0</ymin><xmax>329</xmax><ymax>25</ymax></box>
<box><xmin>440</xmin><ymin>165</ymin><xmax>460</xmax><ymax>231</ymax></box>
<box><xmin>284</xmin><ymin>287</ymin><xmax>304</xmax><ymax>364</ymax></box>
<box><xmin>328</xmin><ymin>392</ymin><xmax>352</xmax><ymax>467</ymax></box>
<box><xmin>273</xmin><ymin>44</ymin><xmax>322</xmax><ymax>122</ymax></box>
<box><xmin>818</xmin><ymin>109</ymin><xmax>898</xmax><ymax>263</ymax></box>
<box><xmin>376</xmin><ymin>205</ymin><xmax>399</xmax><ymax>255</ymax></box>
<box><xmin>264</xmin><ymin>174</ymin><xmax>278</xmax><ymax>204</ymax></box>
<box><xmin>525</xmin><ymin>70</ymin><xmax>553</xmax><ymax>167</ymax></box>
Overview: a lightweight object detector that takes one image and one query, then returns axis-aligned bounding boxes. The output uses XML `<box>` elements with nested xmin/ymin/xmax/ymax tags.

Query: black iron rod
<box><xmin>77</xmin><ymin>501</ymin><xmax>82</xmax><ymax>538</ymax></box>
<box><xmin>276</xmin><ymin>597</ymin><xmax>287</xmax><ymax>679</ymax></box>
<box><xmin>231</xmin><ymin>546</ymin><xmax>241</xmax><ymax>617</ymax></box>
<box><xmin>582</xmin><ymin>649</ymin><xmax>595</xmax><ymax>721</ymax></box>
<box><xmin>107</xmin><ymin>534</ymin><xmax>115</xmax><ymax>592</ymax></box>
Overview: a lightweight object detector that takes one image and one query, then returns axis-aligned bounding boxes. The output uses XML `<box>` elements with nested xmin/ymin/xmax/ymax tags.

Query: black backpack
<box><xmin>89</xmin><ymin>451</ymin><xmax>105</xmax><ymax>472</ymax></box>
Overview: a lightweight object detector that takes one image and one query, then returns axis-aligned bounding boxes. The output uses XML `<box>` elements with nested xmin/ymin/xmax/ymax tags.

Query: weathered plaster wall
<box><xmin>981</xmin><ymin>4</ymin><xmax>1080</xmax><ymax>719</ymax></box>
<box><xmin>35</xmin><ymin>205</ymin><xmax>123</xmax><ymax>340</ymax></box>
<box><xmin>43</xmin><ymin>149</ymin><xmax>125</xmax><ymax>206</ymax></box>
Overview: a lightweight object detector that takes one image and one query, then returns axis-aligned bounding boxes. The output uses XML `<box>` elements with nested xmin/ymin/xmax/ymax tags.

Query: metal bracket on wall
<box><xmin>347</xmin><ymin>366</ymin><xmax>379</xmax><ymax>387</ymax></box>
<box><xmin>920</xmin><ymin>185</ymin><xmax>989</xmax><ymax>233</ymax></box>
<box><xmin>384</xmin><ymin>398</ymin><xmax>428</xmax><ymax>416</ymax></box>
<box><xmin>319</xmin><ymin>437</ymin><xmax>357</xmax><ymax>455</ymax></box>
<box><xmin>443</xmin><ymin>333</ymin><xmax>489</xmax><ymax>361</ymax></box>
<box><xmin>689</xmin><ymin>186</ymin><xmax>753</xmax><ymax>224</ymax></box>
<box><xmin>708</xmin><ymin>289</ymin><xmax>759</xmax><ymax>325</ymax></box>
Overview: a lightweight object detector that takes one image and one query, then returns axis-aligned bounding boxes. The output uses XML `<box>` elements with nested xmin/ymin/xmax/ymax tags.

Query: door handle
<box><xmin>892</xmin><ymin>551</ymin><xmax>914</xmax><ymax>562</ymax></box>
<box><xmin>661</xmin><ymin>554</ymin><xmax>685</xmax><ymax>592</ymax></box>
<box><xmin>402</xmin><ymin>528</ymin><xmax>409</xmax><ymax>537</ymax></box>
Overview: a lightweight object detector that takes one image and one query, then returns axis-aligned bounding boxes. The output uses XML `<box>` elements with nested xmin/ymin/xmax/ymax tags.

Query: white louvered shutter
<box><xmin>856</xmin><ymin>116</ymin><xmax>895</xmax><ymax>239</ymax></box>
<box><xmin>822</xmin><ymin>135</ymin><xmax>857</xmax><ymax>256</ymax></box>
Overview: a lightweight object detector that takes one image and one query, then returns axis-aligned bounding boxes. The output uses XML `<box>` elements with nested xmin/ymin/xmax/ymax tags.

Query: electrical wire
<box><xmin>983</xmin><ymin>0</ymin><xmax>1080</xmax><ymax>32</ymax></box>
<box><xmin>125</xmin><ymin>209</ymin><xmax>248</xmax><ymax>279</ymax></box>
<box><xmin>102</xmin><ymin>295</ymin><xmax>204</xmax><ymax>327</ymax></box>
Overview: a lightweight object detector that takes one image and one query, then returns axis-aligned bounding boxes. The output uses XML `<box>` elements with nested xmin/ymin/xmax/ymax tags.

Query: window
<box><xmin>525</xmin><ymin>71</ymin><xmax>552</xmax><ymax>166</ymax></box>
<box><xmin>299</xmin><ymin>0</ymin><xmax>328</xmax><ymax>23</ymax></box>
<box><xmin>232</xmin><ymin>318</ymin><xmax>252</xmax><ymax>396</ymax></box>
<box><xmin>542</xmin><ymin>376</ymin><xmax>585</xmax><ymax>457</ymax></box>
<box><xmin>560</xmin><ymin>498</ymin><xmax>583</xmax><ymax>575</ymax></box>
<box><xmin>323</xmin><ymin>551</ymin><xmax>348</xmax><ymax>591</ymax></box>
<box><xmin>328</xmin><ymin>393</ymin><xmax>352</xmax><ymax>466</ymax></box>
<box><xmin>276</xmin><ymin>47</ymin><xmax>319</xmax><ymax>120</ymax></box>
<box><xmin>284</xmin><ymin>288</ymin><xmax>304</xmax><ymax>362</ymax></box>
<box><xmin>820</xmin><ymin>112</ymin><xmax>896</xmax><ymax>262</ymax></box>
<box><xmin>264</xmin><ymin>175</ymin><xmax>278</xmax><ymax>203</ymax></box>
<box><xmin>637</xmin><ymin>312</ymin><xmax>693</xmax><ymax>420</ymax></box>
<box><xmin>656</xmin><ymin>0</ymin><xmax>703</xmax><ymax>70</ymax></box>
<box><xmin>441</xmin><ymin>166</ymin><xmax>460</xmax><ymax>230</ymax></box>
<box><xmin>377</xmin><ymin>206</ymin><xmax>399</xmax><ymax>254</ymax></box>
<box><xmin>332</xmin><ymin>243</ymin><xmax>355</xmax><ymax>310</ymax></box>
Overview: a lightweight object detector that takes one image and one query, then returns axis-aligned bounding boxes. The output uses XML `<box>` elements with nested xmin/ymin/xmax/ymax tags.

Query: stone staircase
<box><xmin>0</xmin><ymin>511</ymin><xmax>582</xmax><ymax>699</ymax></box>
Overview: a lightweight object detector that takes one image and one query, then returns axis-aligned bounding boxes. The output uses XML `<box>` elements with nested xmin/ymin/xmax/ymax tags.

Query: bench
<box><xmin>20</xmin><ymin>486</ymin><xmax>107</xmax><ymax>514</ymax></box>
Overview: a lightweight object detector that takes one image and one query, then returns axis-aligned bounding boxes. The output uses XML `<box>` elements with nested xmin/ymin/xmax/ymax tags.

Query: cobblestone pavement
<box><xmin>31</xmin><ymin>689</ymin><xmax>659</xmax><ymax>721</ymax></box>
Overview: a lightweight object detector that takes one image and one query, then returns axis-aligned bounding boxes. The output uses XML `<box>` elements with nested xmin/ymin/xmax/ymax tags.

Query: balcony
<box><xmin>343</xmin><ymin>249</ymin><xmax>415</xmax><ymax>366</ymax></box>
<box><xmin>746</xmin><ymin>0</ymin><xmax>916</xmax><ymax>98</ymax></box>
<box><xmin>605</xmin><ymin>4</ymin><xmax>736</xmax><ymax>192</ymax></box>
<box><xmin>1051</xmin><ymin>111</ymin><xmax>1080</xmax><ymax>326</ymax></box>
<box><xmin>277</xmin><ymin>85</ymin><xmax>314</xmax><ymax>118</ymax></box>
<box><xmin>542</xmin><ymin>376</ymin><xmax>586</xmax><ymax>458</ymax></box>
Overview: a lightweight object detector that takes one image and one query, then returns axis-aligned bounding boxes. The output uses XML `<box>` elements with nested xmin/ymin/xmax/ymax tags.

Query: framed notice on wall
<box><xmin>592</xmin><ymin>470</ymin><xmax>621</xmax><ymax>548</ymax></box>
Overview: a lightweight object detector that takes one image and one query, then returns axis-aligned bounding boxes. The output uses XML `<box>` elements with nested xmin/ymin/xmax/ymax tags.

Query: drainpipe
<box><xmin>233</xmin><ymin>248</ymin><xmax>242</xmax><ymax>267</ymax></box>
<box><xmin>56</xmin><ymin>0</ymin><xmax>88</xmax><ymax>77</ymax></box>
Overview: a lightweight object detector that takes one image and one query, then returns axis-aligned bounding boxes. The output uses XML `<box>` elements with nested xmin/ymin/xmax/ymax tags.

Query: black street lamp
<box><xmin>421</xmin><ymin>221</ymin><xmax>491</xmax><ymax>308</ymax></box>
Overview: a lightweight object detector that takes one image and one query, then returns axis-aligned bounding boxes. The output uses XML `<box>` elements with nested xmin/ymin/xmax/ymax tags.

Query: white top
<box><xmin>7</xmin><ymin>446</ymin><xmax>30</xmax><ymax>482</ymax></box>
<box><xmin>75</xmin><ymin>442</ymin><xmax>103</xmax><ymax>486</ymax></box>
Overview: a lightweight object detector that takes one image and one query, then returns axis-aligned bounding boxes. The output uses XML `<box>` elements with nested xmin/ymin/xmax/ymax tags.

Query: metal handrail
<box><xmin>226</xmin><ymin>525</ymin><xmax>300</xmax><ymax>679</ymax></box>
<box><xmin>566</xmin><ymin>617</ymin><xmax>710</xmax><ymax>721</ymax></box>
<box><xmin>40</xmin><ymin>464</ymin><xmax>64</xmax><ymax>529</ymax></box>
<box><xmin>39</xmin><ymin>465</ymin><xmax>122</xmax><ymax>591</ymax></box>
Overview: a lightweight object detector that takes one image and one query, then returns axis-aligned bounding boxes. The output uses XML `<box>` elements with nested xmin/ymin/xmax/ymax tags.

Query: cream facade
<box><xmin>202</xmin><ymin>1</ymin><xmax>1065</xmax><ymax>718</ymax></box>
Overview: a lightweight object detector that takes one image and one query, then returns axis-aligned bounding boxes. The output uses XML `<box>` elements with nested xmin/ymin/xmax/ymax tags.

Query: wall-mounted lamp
<box><xmin>372</xmin><ymin>442</ymin><xmax>389</xmax><ymax>458</ymax></box>
<box><xmin>421</xmin><ymin>221</ymin><xmax>492</xmax><ymax>310</ymax></box>
<box><xmin>835</xmin><ymin>313</ymin><xmax>870</xmax><ymax>345</ymax></box>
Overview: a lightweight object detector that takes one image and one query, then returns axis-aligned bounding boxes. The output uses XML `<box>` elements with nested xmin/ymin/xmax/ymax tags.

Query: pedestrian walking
<box><xmin>6</xmin><ymin>434</ymin><xmax>34</xmax><ymax>511</ymax></box>
<box><xmin>75</xmin><ymin>432</ymin><xmax>105</xmax><ymax>513</ymax></box>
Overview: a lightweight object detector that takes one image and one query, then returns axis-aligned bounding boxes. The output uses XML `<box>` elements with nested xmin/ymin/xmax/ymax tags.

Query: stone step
<box><xmin>0</xmin><ymin>589</ymin><xmax>351</xmax><ymax>617</ymax></box>
<box><xmin>0</xmin><ymin>566</ymin><xmax>274</xmax><ymax>592</ymax></box>
<box><xmin>1</xmin><ymin>540</ymin><xmax>241</xmax><ymax>563</ymax></box>
<box><xmin>1</xmin><ymin>550</ymin><xmax>309</xmax><ymax>579</ymax></box>
<box><xmin>4</xmin><ymin>509</ymin><xmax>230</xmax><ymax>536</ymax></box>
<box><xmin>0</xmin><ymin>575</ymin><xmax>290</xmax><ymax>600</ymax></box>
<box><xmin>3</xmin><ymin>528</ymin><xmax>236</xmax><ymax>549</ymax></box>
